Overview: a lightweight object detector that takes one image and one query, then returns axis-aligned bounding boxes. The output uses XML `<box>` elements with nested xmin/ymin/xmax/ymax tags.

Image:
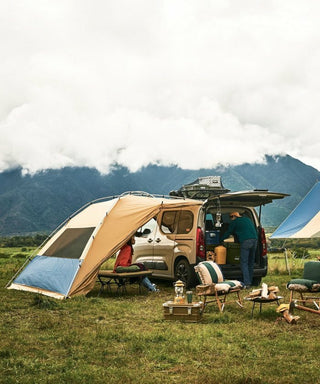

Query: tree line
<box><xmin>270</xmin><ymin>237</ymin><xmax>320</xmax><ymax>249</ymax></box>
<box><xmin>0</xmin><ymin>234</ymin><xmax>48</xmax><ymax>248</ymax></box>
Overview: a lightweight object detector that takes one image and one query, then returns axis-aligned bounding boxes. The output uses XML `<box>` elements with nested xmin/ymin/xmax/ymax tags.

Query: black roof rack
<box><xmin>169</xmin><ymin>176</ymin><xmax>230</xmax><ymax>200</ymax></box>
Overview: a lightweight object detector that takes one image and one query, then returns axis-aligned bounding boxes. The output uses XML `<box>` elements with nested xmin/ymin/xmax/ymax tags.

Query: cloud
<box><xmin>1</xmin><ymin>0</ymin><xmax>320</xmax><ymax>174</ymax></box>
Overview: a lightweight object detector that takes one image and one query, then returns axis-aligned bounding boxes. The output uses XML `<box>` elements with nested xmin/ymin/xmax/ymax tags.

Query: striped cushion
<box><xmin>215</xmin><ymin>283</ymin><xmax>231</xmax><ymax>293</ymax></box>
<box><xmin>287</xmin><ymin>283</ymin><xmax>309</xmax><ymax>292</ymax></box>
<box><xmin>287</xmin><ymin>278</ymin><xmax>320</xmax><ymax>292</ymax></box>
<box><xmin>312</xmin><ymin>284</ymin><xmax>320</xmax><ymax>292</ymax></box>
<box><xmin>287</xmin><ymin>278</ymin><xmax>317</xmax><ymax>290</ymax></box>
<box><xmin>194</xmin><ymin>261</ymin><xmax>224</xmax><ymax>285</ymax></box>
<box><xmin>216</xmin><ymin>280</ymin><xmax>243</xmax><ymax>293</ymax></box>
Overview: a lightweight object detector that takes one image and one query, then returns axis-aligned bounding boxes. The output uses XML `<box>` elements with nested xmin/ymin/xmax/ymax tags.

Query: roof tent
<box><xmin>8</xmin><ymin>194</ymin><xmax>201</xmax><ymax>299</ymax></box>
<box><xmin>271</xmin><ymin>182</ymin><xmax>320</xmax><ymax>239</ymax></box>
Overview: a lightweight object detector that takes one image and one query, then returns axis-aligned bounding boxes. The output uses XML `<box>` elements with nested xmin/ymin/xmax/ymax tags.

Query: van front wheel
<box><xmin>174</xmin><ymin>259</ymin><xmax>193</xmax><ymax>288</ymax></box>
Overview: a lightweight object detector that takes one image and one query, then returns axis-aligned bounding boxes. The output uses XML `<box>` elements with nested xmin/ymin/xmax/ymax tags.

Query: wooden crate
<box><xmin>163</xmin><ymin>301</ymin><xmax>203</xmax><ymax>322</ymax></box>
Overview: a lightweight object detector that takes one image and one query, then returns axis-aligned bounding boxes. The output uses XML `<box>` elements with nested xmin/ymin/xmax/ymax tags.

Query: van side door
<box><xmin>132</xmin><ymin>218</ymin><xmax>157</xmax><ymax>269</ymax></box>
<box><xmin>133</xmin><ymin>213</ymin><xmax>176</xmax><ymax>274</ymax></box>
<box><xmin>173</xmin><ymin>209</ymin><xmax>196</xmax><ymax>265</ymax></box>
<box><xmin>152</xmin><ymin>210</ymin><xmax>177</xmax><ymax>277</ymax></box>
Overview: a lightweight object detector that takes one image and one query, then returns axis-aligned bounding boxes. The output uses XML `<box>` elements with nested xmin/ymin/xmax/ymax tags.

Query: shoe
<box><xmin>149</xmin><ymin>284</ymin><xmax>160</xmax><ymax>293</ymax></box>
<box><xmin>148</xmin><ymin>288</ymin><xmax>160</xmax><ymax>293</ymax></box>
<box><xmin>153</xmin><ymin>284</ymin><xmax>160</xmax><ymax>292</ymax></box>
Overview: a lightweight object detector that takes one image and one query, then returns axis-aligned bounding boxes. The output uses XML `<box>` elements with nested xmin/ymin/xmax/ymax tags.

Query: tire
<box><xmin>174</xmin><ymin>259</ymin><xmax>194</xmax><ymax>288</ymax></box>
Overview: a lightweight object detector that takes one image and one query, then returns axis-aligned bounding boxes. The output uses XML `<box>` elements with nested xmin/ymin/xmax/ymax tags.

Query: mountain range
<box><xmin>0</xmin><ymin>154</ymin><xmax>319</xmax><ymax>236</ymax></box>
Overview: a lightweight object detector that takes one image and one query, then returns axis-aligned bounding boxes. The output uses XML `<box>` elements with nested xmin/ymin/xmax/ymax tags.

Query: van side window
<box><xmin>161</xmin><ymin>211</ymin><xmax>177</xmax><ymax>234</ymax></box>
<box><xmin>177</xmin><ymin>210</ymin><xmax>193</xmax><ymax>234</ymax></box>
<box><xmin>140</xmin><ymin>218</ymin><xmax>157</xmax><ymax>237</ymax></box>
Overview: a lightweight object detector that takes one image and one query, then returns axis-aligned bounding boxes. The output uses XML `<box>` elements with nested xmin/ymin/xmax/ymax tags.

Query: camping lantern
<box><xmin>215</xmin><ymin>199</ymin><xmax>222</xmax><ymax>227</ymax></box>
<box><xmin>174</xmin><ymin>280</ymin><xmax>185</xmax><ymax>304</ymax></box>
<box><xmin>215</xmin><ymin>211</ymin><xmax>222</xmax><ymax>227</ymax></box>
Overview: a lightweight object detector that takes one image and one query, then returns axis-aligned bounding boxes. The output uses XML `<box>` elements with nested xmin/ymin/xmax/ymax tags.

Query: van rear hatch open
<box><xmin>205</xmin><ymin>190</ymin><xmax>289</xmax><ymax>207</ymax></box>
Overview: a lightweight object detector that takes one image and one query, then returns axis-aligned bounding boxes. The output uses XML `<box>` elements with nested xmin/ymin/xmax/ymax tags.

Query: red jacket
<box><xmin>113</xmin><ymin>244</ymin><xmax>132</xmax><ymax>272</ymax></box>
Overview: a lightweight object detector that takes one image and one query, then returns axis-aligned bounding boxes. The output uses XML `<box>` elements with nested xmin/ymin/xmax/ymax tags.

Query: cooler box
<box><xmin>225</xmin><ymin>243</ymin><xmax>241</xmax><ymax>264</ymax></box>
<box><xmin>163</xmin><ymin>301</ymin><xmax>203</xmax><ymax>322</ymax></box>
<box><xmin>205</xmin><ymin>230</ymin><xmax>220</xmax><ymax>245</ymax></box>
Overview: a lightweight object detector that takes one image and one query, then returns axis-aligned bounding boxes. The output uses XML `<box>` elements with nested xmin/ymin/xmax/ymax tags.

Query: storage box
<box><xmin>205</xmin><ymin>230</ymin><xmax>220</xmax><ymax>245</ymax></box>
<box><xmin>163</xmin><ymin>301</ymin><xmax>203</xmax><ymax>322</ymax></box>
<box><xmin>225</xmin><ymin>243</ymin><xmax>241</xmax><ymax>264</ymax></box>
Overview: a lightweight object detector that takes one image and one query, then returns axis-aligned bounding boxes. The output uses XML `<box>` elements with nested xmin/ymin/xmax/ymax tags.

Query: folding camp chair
<box><xmin>287</xmin><ymin>261</ymin><xmax>320</xmax><ymax>315</ymax></box>
<box><xmin>194</xmin><ymin>261</ymin><xmax>244</xmax><ymax>312</ymax></box>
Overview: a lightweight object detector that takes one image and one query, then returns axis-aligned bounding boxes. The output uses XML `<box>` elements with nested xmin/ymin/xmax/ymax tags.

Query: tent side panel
<box><xmin>292</xmin><ymin>211</ymin><xmax>320</xmax><ymax>238</ymax></box>
<box><xmin>39</xmin><ymin>200</ymin><xmax>116</xmax><ymax>256</ymax></box>
<box><xmin>271</xmin><ymin>182</ymin><xmax>320</xmax><ymax>238</ymax></box>
<box><xmin>12</xmin><ymin>256</ymin><xmax>80</xmax><ymax>297</ymax></box>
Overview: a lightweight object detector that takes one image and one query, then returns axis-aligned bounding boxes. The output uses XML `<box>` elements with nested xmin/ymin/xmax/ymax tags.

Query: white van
<box><xmin>133</xmin><ymin>178</ymin><xmax>288</xmax><ymax>287</ymax></box>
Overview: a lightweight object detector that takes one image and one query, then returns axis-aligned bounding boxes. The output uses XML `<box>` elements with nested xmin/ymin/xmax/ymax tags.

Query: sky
<box><xmin>1</xmin><ymin>0</ymin><xmax>320</xmax><ymax>174</ymax></box>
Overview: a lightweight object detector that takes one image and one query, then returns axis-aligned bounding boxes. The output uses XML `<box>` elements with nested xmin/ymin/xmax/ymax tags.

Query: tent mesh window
<box><xmin>44</xmin><ymin>227</ymin><xmax>95</xmax><ymax>259</ymax></box>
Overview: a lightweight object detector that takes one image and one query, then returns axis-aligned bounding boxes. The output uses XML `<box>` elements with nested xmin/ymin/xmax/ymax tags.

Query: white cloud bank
<box><xmin>1</xmin><ymin>0</ymin><xmax>320</xmax><ymax>174</ymax></box>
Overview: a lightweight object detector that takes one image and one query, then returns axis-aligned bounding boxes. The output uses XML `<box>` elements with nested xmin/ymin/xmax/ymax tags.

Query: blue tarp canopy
<box><xmin>271</xmin><ymin>182</ymin><xmax>320</xmax><ymax>239</ymax></box>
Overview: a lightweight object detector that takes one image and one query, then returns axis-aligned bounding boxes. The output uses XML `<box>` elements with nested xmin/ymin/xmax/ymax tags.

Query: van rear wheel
<box><xmin>174</xmin><ymin>259</ymin><xmax>193</xmax><ymax>288</ymax></box>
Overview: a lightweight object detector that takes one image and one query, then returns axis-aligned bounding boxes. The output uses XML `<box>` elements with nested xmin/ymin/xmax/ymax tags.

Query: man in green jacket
<box><xmin>221</xmin><ymin>212</ymin><xmax>258</xmax><ymax>288</ymax></box>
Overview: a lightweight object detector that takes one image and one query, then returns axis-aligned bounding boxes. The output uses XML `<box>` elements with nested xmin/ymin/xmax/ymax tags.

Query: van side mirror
<box><xmin>135</xmin><ymin>228</ymin><xmax>152</xmax><ymax>237</ymax></box>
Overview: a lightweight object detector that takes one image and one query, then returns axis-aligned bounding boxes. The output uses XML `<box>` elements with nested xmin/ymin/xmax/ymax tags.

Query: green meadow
<box><xmin>1</xmin><ymin>247</ymin><xmax>320</xmax><ymax>384</ymax></box>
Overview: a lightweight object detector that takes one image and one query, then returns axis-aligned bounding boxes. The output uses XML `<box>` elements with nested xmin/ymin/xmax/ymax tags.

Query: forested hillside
<box><xmin>0</xmin><ymin>155</ymin><xmax>319</xmax><ymax>235</ymax></box>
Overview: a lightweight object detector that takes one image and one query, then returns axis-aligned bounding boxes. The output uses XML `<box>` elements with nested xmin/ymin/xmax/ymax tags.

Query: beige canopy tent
<box><xmin>8</xmin><ymin>194</ymin><xmax>202</xmax><ymax>299</ymax></box>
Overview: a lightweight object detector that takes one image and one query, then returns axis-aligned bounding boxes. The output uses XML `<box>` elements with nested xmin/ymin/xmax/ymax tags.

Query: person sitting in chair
<box><xmin>114</xmin><ymin>236</ymin><xmax>159</xmax><ymax>292</ymax></box>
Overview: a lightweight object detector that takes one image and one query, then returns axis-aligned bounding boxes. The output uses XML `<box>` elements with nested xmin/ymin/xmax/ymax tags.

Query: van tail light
<box><xmin>196</xmin><ymin>227</ymin><xmax>206</xmax><ymax>259</ymax></box>
<box><xmin>260</xmin><ymin>227</ymin><xmax>267</xmax><ymax>256</ymax></box>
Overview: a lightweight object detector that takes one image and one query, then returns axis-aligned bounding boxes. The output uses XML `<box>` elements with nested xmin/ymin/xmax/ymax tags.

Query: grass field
<box><xmin>1</xmin><ymin>247</ymin><xmax>320</xmax><ymax>384</ymax></box>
